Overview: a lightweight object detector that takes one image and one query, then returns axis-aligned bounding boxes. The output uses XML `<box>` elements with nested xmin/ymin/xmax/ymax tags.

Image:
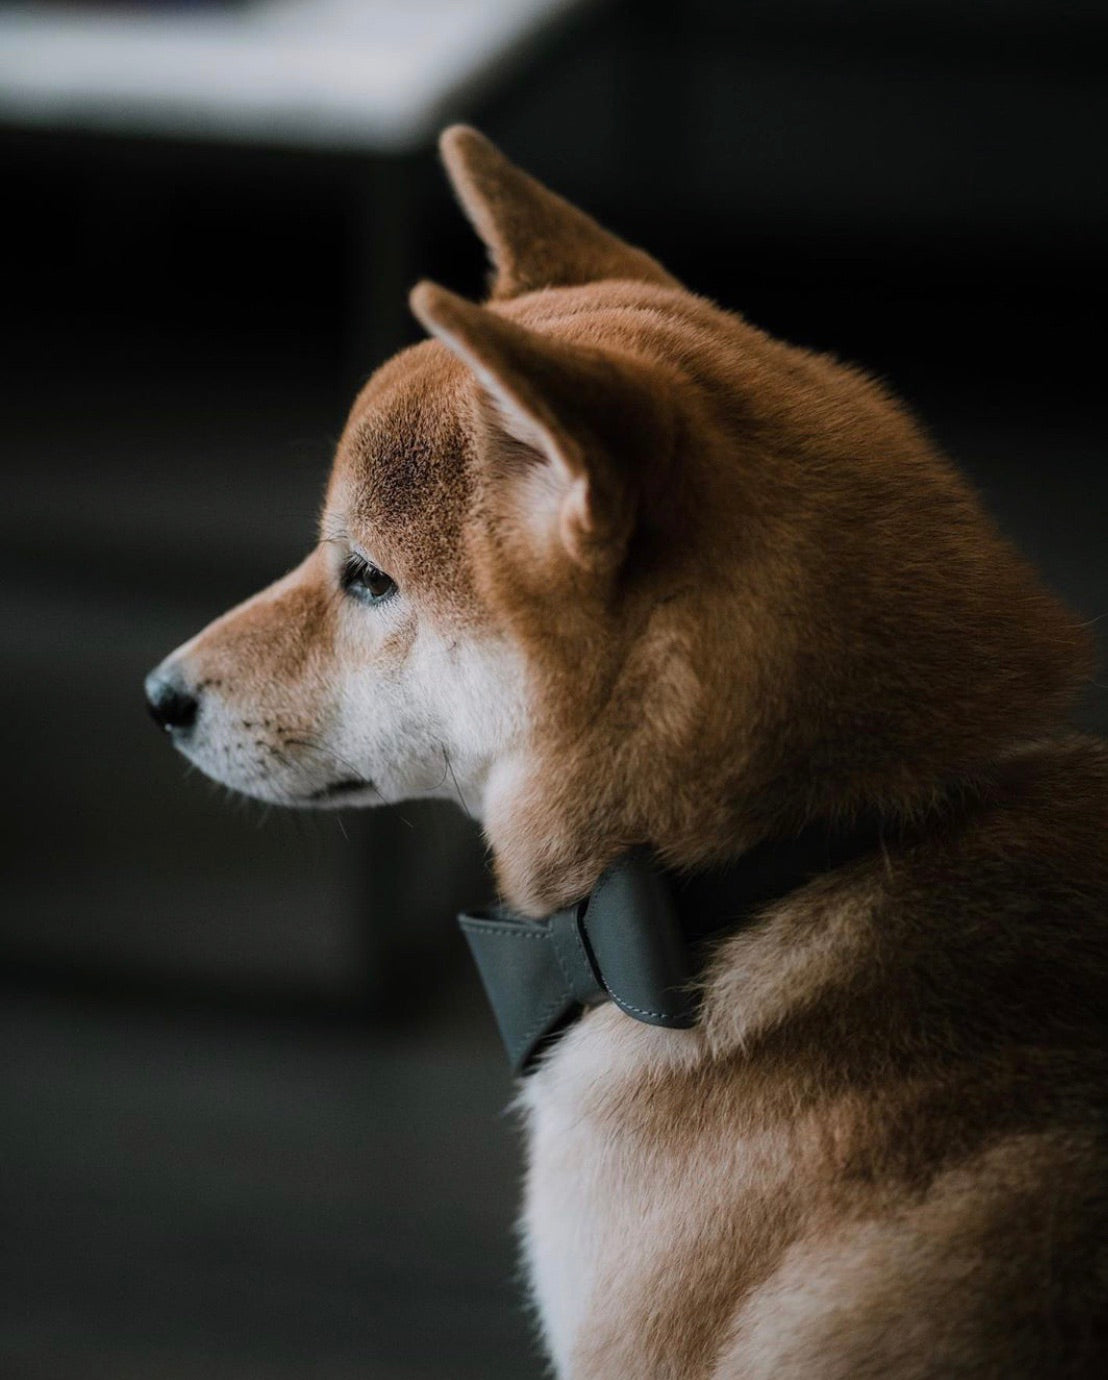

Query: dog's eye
<box><xmin>342</xmin><ymin>553</ymin><xmax>397</xmax><ymax>605</ymax></box>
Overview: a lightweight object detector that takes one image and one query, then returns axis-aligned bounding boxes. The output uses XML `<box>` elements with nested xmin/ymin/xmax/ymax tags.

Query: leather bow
<box><xmin>459</xmin><ymin>819</ymin><xmax>898</xmax><ymax>1074</ymax></box>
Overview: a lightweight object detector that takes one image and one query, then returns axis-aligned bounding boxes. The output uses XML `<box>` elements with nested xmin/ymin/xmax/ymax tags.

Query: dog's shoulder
<box><xmin>901</xmin><ymin>733</ymin><xmax>1108</xmax><ymax>969</ymax></box>
<box><xmin>704</xmin><ymin>735</ymin><xmax>1108</xmax><ymax>1072</ymax></box>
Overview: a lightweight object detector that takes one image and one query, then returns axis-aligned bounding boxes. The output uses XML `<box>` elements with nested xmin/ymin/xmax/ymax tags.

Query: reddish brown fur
<box><xmin>160</xmin><ymin>126</ymin><xmax>1108</xmax><ymax>1377</ymax></box>
<box><xmin>554</xmin><ymin>738</ymin><xmax>1108</xmax><ymax>1376</ymax></box>
<box><xmin>328</xmin><ymin>345</ymin><xmax>481</xmax><ymax>617</ymax></box>
<box><xmin>416</xmin><ymin>269</ymin><xmax>1091</xmax><ymax>911</ymax></box>
<box><xmin>419</xmin><ymin>130</ymin><xmax>1108</xmax><ymax>1376</ymax></box>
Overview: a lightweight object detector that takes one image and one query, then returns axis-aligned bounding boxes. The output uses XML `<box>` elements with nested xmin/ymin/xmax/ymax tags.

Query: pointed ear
<box><xmin>439</xmin><ymin>125</ymin><xmax>678</xmax><ymax>301</ymax></box>
<box><xmin>410</xmin><ymin>280</ymin><xmax>672</xmax><ymax>570</ymax></box>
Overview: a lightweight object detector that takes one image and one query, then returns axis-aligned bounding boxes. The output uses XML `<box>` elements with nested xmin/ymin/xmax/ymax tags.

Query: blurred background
<box><xmin>1</xmin><ymin>2</ymin><xmax>1106</xmax><ymax>1376</ymax></box>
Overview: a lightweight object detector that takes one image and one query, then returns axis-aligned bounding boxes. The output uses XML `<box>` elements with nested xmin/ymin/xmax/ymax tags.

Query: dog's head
<box><xmin>147</xmin><ymin>128</ymin><xmax>1091</xmax><ymax>912</ymax></box>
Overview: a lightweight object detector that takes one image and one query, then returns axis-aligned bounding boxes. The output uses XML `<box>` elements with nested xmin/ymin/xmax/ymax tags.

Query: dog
<box><xmin>146</xmin><ymin>127</ymin><xmax>1108</xmax><ymax>1377</ymax></box>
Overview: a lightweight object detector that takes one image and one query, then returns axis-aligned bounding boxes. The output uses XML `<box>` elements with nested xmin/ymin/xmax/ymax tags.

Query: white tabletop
<box><xmin>0</xmin><ymin>0</ymin><xmax>591</xmax><ymax>153</ymax></box>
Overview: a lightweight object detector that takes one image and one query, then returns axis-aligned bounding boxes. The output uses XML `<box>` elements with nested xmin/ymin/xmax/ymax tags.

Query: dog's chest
<box><xmin>517</xmin><ymin>1010</ymin><xmax>710</xmax><ymax>1376</ymax></box>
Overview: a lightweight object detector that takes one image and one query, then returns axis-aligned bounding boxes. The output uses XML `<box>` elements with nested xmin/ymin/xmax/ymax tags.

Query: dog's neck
<box><xmin>472</xmin><ymin>750</ymin><xmax>1047</xmax><ymax>1073</ymax></box>
<box><xmin>463</xmin><ymin>813</ymin><xmax>909</xmax><ymax>1073</ymax></box>
<box><xmin>483</xmin><ymin>742</ymin><xmax>995</xmax><ymax>918</ymax></box>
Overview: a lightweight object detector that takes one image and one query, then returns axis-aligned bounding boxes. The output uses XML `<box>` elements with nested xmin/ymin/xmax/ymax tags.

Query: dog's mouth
<box><xmin>306</xmin><ymin>777</ymin><xmax>374</xmax><ymax>802</ymax></box>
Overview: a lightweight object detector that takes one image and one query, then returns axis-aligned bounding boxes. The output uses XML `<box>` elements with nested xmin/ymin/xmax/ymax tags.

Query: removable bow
<box><xmin>460</xmin><ymin>821</ymin><xmax>897</xmax><ymax>1073</ymax></box>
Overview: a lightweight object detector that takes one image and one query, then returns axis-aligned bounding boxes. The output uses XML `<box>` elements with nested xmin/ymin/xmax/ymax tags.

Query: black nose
<box><xmin>144</xmin><ymin>667</ymin><xmax>199</xmax><ymax>733</ymax></box>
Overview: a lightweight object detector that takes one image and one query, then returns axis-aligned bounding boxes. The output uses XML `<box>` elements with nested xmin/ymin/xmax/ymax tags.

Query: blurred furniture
<box><xmin>0</xmin><ymin>0</ymin><xmax>598</xmax><ymax>358</ymax></box>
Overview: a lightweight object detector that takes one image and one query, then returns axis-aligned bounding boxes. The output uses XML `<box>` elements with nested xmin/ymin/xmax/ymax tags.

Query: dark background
<box><xmin>2</xmin><ymin>2</ymin><xmax>1106</xmax><ymax>1376</ymax></box>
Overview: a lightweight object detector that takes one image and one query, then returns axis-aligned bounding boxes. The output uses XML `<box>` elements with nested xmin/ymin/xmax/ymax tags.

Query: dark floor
<box><xmin>0</xmin><ymin>990</ymin><xmax>539</xmax><ymax>1380</ymax></box>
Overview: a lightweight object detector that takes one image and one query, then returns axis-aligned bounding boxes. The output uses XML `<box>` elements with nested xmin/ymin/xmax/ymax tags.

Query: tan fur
<box><xmin>150</xmin><ymin>128</ymin><xmax>1108</xmax><ymax>1377</ymax></box>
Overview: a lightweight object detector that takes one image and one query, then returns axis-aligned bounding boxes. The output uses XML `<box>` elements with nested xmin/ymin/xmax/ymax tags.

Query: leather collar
<box><xmin>459</xmin><ymin>818</ymin><xmax>895</xmax><ymax>1074</ymax></box>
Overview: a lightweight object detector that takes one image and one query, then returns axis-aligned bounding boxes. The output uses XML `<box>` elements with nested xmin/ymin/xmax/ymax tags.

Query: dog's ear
<box><xmin>439</xmin><ymin>125</ymin><xmax>678</xmax><ymax>301</ymax></box>
<box><xmin>411</xmin><ymin>280</ymin><xmax>670</xmax><ymax>570</ymax></box>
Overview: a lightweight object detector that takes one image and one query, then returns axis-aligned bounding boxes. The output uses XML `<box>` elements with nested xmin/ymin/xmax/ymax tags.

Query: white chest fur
<box><xmin>516</xmin><ymin>1007</ymin><xmax>706</xmax><ymax>1377</ymax></box>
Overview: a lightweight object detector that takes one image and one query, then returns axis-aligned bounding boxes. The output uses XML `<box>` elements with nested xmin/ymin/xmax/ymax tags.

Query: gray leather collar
<box><xmin>459</xmin><ymin>821</ymin><xmax>893</xmax><ymax>1074</ymax></box>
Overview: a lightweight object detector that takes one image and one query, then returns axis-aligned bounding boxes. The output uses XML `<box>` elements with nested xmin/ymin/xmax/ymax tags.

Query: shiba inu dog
<box><xmin>146</xmin><ymin>128</ymin><xmax>1108</xmax><ymax>1377</ymax></box>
